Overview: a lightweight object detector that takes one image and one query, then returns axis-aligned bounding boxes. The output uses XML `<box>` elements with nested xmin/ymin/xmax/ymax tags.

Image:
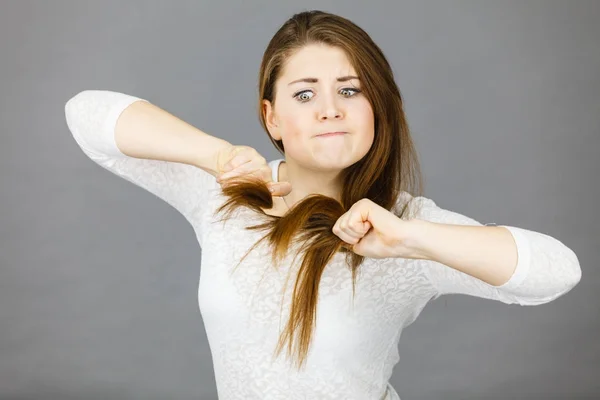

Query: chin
<box><xmin>314</xmin><ymin>159</ymin><xmax>356</xmax><ymax>171</ymax></box>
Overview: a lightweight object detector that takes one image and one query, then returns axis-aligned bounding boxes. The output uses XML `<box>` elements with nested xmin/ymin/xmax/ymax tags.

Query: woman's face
<box><xmin>263</xmin><ymin>43</ymin><xmax>375</xmax><ymax>172</ymax></box>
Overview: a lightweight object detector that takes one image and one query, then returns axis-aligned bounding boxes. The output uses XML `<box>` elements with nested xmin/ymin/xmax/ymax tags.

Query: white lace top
<box><xmin>64</xmin><ymin>90</ymin><xmax>582</xmax><ymax>400</ymax></box>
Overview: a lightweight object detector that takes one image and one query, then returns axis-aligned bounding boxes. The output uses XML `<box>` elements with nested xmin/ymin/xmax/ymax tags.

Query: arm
<box><xmin>64</xmin><ymin>90</ymin><xmax>230</xmax><ymax>236</ymax></box>
<box><xmin>113</xmin><ymin>96</ymin><xmax>232</xmax><ymax>176</ymax></box>
<box><xmin>405</xmin><ymin>196</ymin><xmax>582</xmax><ymax>306</ymax></box>
<box><xmin>406</xmin><ymin>221</ymin><xmax>519</xmax><ymax>286</ymax></box>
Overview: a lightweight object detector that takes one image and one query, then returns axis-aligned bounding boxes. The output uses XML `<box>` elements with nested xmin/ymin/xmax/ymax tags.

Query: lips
<box><xmin>316</xmin><ymin>131</ymin><xmax>347</xmax><ymax>137</ymax></box>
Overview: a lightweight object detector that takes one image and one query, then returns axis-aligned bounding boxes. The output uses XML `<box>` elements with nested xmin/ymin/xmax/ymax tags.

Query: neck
<box><xmin>278</xmin><ymin>160</ymin><xmax>343</xmax><ymax>208</ymax></box>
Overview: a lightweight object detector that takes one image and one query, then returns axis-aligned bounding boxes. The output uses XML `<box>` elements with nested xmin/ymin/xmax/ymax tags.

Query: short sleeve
<box><xmin>64</xmin><ymin>90</ymin><xmax>220</xmax><ymax>239</ymax></box>
<box><xmin>406</xmin><ymin>195</ymin><xmax>582</xmax><ymax>306</ymax></box>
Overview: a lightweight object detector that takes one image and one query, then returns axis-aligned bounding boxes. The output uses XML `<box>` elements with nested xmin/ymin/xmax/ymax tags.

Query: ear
<box><xmin>262</xmin><ymin>99</ymin><xmax>281</xmax><ymax>141</ymax></box>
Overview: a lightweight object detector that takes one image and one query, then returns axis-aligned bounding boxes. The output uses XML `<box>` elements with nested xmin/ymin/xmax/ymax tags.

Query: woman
<box><xmin>64</xmin><ymin>10</ymin><xmax>581</xmax><ymax>400</ymax></box>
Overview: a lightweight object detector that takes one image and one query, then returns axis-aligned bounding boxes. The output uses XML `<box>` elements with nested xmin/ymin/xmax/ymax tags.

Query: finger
<box><xmin>333</xmin><ymin>223</ymin><xmax>359</xmax><ymax>243</ymax></box>
<box><xmin>351</xmin><ymin>220</ymin><xmax>372</xmax><ymax>234</ymax></box>
<box><xmin>218</xmin><ymin>162</ymin><xmax>265</xmax><ymax>182</ymax></box>
<box><xmin>340</xmin><ymin>219</ymin><xmax>370</xmax><ymax>239</ymax></box>
<box><xmin>217</xmin><ymin>169</ymin><xmax>239</xmax><ymax>182</ymax></box>
<box><xmin>340</xmin><ymin>234</ymin><xmax>360</xmax><ymax>245</ymax></box>
<box><xmin>218</xmin><ymin>164</ymin><xmax>254</xmax><ymax>181</ymax></box>
<box><xmin>267</xmin><ymin>182</ymin><xmax>293</xmax><ymax>197</ymax></box>
<box><xmin>223</xmin><ymin>155</ymin><xmax>251</xmax><ymax>172</ymax></box>
<box><xmin>341</xmin><ymin>227</ymin><xmax>364</xmax><ymax>241</ymax></box>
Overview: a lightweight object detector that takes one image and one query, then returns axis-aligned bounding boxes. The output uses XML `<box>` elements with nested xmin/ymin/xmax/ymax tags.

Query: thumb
<box><xmin>267</xmin><ymin>182</ymin><xmax>293</xmax><ymax>197</ymax></box>
<box><xmin>361</xmin><ymin>220</ymin><xmax>372</xmax><ymax>233</ymax></box>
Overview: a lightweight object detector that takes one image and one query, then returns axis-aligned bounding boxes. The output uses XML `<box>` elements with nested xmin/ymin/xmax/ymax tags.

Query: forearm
<box><xmin>114</xmin><ymin>100</ymin><xmax>232</xmax><ymax>176</ymax></box>
<box><xmin>404</xmin><ymin>219</ymin><xmax>518</xmax><ymax>286</ymax></box>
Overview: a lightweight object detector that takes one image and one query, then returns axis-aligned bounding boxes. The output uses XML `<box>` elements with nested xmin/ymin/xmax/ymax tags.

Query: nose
<box><xmin>318</xmin><ymin>94</ymin><xmax>343</xmax><ymax>121</ymax></box>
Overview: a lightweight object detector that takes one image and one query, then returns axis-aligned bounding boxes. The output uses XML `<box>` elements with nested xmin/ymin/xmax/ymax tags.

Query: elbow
<box><xmin>64</xmin><ymin>90</ymin><xmax>105</xmax><ymax>158</ymax></box>
<box><xmin>65</xmin><ymin>90</ymin><xmax>94</xmax><ymax>118</ymax></box>
<box><xmin>564</xmin><ymin>247</ymin><xmax>582</xmax><ymax>291</ymax></box>
<box><xmin>66</xmin><ymin>89</ymin><xmax>87</xmax><ymax>107</ymax></box>
<box><xmin>525</xmin><ymin>247</ymin><xmax>582</xmax><ymax>306</ymax></box>
<box><xmin>497</xmin><ymin>228</ymin><xmax>583</xmax><ymax>307</ymax></box>
<box><xmin>64</xmin><ymin>90</ymin><xmax>89</xmax><ymax>129</ymax></box>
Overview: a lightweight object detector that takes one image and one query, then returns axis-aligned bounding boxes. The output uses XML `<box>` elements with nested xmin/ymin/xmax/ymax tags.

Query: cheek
<box><xmin>353</xmin><ymin>101</ymin><xmax>375</xmax><ymax>139</ymax></box>
<box><xmin>280</xmin><ymin>112</ymin><xmax>311</xmax><ymax>142</ymax></box>
<box><xmin>278</xmin><ymin>112</ymin><xmax>317</xmax><ymax>161</ymax></box>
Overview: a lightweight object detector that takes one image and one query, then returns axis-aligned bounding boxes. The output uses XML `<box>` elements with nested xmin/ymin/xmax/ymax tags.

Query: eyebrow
<box><xmin>287</xmin><ymin>75</ymin><xmax>360</xmax><ymax>86</ymax></box>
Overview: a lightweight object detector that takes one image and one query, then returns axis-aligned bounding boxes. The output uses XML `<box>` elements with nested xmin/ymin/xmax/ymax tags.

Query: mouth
<box><xmin>316</xmin><ymin>131</ymin><xmax>347</xmax><ymax>138</ymax></box>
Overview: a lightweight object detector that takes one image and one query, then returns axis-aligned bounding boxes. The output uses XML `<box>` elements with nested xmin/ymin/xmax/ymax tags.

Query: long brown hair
<box><xmin>214</xmin><ymin>10</ymin><xmax>424</xmax><ymax>370</ymax></box>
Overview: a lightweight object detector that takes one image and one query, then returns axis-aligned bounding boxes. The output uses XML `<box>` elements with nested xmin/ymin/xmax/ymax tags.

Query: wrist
<box><xmin>206</xmin><ymin>141</ymin><xmax>234</xmax><ymax>176</ymax></box>
<box><xmin>399</xmin><ymin>219</ymin><xmax>436</xmax><ymax>260</ymax></box>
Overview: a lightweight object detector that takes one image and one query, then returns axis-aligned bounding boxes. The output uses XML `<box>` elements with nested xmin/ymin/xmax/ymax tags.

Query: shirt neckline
<box><xmin>270</xmin><ymin>159</ymin><xmax>285</xmax><ymax>183</ymax></box>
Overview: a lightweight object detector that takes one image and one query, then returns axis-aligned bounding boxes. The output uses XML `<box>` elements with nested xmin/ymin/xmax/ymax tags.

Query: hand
<box><xmin>332</xmin><ymin>198</ymin><xmax>415</xmax><ymax>259</ymax></box>
<box><xmin>214</xmin><ymin>145</ymin><xmax>292</xmax><ymax>197</ymax></box>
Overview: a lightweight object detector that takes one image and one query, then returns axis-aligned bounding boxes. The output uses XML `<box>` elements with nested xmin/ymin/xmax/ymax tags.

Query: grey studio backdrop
<box><xmin>1</xmin><ymin>1</ymin><xmax>598</xmax><ymax>399</ymax></box>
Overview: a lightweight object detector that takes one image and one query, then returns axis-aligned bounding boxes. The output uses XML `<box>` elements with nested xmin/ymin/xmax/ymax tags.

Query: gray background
<box><xmin>1</xmin><ymin>0</ymin><xmax>598</xmax><ymax>399</ymax></box>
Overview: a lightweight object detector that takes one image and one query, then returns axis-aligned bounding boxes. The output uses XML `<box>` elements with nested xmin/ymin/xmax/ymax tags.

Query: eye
<box><xmin>292</xmin><ymin>87</ymin><xmax>362</xmax><ymax>103</ymax></box>
<box><xmin>293</xmin><ymin>90</ymin><xmax>314</xmax><ymax>103</ymax></box>
<box><xmin>340</xmin><ymin>87</ymin><xmax>361</xmax><ymax>97</ymax></box>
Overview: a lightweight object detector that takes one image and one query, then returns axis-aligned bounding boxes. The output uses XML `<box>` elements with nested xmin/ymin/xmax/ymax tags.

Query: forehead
<box><xmin>280</xmin><ymin>44</ymin><xmax>357</xmax><ymax>79</ymax></box>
